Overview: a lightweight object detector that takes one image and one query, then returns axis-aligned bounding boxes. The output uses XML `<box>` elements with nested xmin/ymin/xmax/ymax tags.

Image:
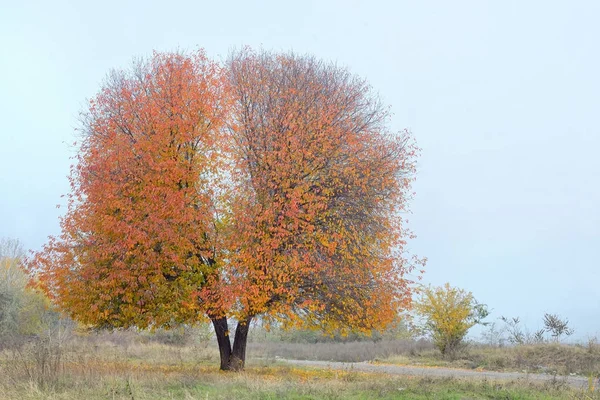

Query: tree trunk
<box><xmin>211</xmin><ymin>317</ymin><xmax>232</xmax><ymax>371</ymax></box>
<box><xmin>229</xmin><ymin>316</ymin><xmax>253</xmax><ymax>371</ymax></box>
<box><xmin>210</xmin><ymin>316</ymin><xmax>253</xmax><ymax>371</ymax></box>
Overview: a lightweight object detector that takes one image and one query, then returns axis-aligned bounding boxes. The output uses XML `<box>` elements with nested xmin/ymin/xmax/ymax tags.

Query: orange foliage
<box><xmin>222</xmin><ymin>50</ymin><xmax>422</xmax><ymax>334</ymax></box>
<box><xmin>28</xmin><ymin>49</ymin><xmax>423</xmax><ymax>342</ymax></box>
<box><xmin>29</xmin><ymin>51</ymin><xmax>230</xmax><ymax>328</ymax></box>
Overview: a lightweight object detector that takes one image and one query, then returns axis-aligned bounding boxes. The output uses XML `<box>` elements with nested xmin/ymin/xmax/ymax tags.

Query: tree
<box><xmin>543</xmin><ymin>313</ymin><xmax>574</xmax><ymax>342</ymax></box>
<box><xmin>415</xmin><ymin>283</ymin><xmax>488</xmax><ymax>356</ymax></box>
<box><xmin>0</xmin><ymin>238</ymin><xmax>26</xmax><ymax>337</ymax></box>
<box><xmin>1</xmin><ymin>238</ymin><xmax>58</xmax><ymax>345</ymax></box>
<box><xmin>28</xmin><ymin>49</ymin><xmax>423</xmax><ymax>371</ymax></box>
<box><xmin>500</xmin><ymin>316</ymin><xmax>526</xmax><ymax>345</ymax></box>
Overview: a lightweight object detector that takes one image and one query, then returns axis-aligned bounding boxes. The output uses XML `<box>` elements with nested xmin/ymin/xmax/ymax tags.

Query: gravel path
<box><xmin>279</xmin><ymin>359</ymin><xmax>591</xmax><ymax>389</ymax></box>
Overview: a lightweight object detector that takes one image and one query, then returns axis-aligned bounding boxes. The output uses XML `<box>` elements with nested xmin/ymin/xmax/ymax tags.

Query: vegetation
<box><xmin>500</xmin><ymin>314</ymin><xmax>575</xmax><ymax>346</ymax></box>
<box><xmin>413</xmin><ymin>283</ymin><xmax>489</xmax><ymax>356</ymax></box>
<box><xmin>1</xmin><ymin>329</ymin><xmax>598</xmax><ymax>400</ymax></box>
<box><xmin>1</xmin><ymin>251</ymin><xmax>597</xmax><ymax>399</ymax></box>
<box><xmin>2</xmin><ymin>42</ymin><xmax>590</xmax><ymax>400</ymax></box>
<box><xmin>380</xmin><ymin>341</ymin><xmax>600</xmax><ymax>376</ymax></box>
<box><xmin>543</xmin><ymin>313</ymin><xmax>575</xmax><ymax>342</ymax></box>
<box><xmin>26</xmin><ymin>48</ymin><xmax>423</xmax><ymax>371</ymax></box>
<box><xmin>0</xmin><ymin>238</ymin><xmax>61</xmax><ymax>347</ymax></box>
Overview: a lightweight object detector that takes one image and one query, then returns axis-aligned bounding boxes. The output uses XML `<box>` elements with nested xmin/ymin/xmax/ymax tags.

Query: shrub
<box><xmin>414</xmin><ymin>283</ymin><xmax>488</xmax><ymax>356</ymax></box>
<box><xmin>0</xmin><ymin>238</ymin><xmax>61</xmax><ymax>348</ymax></box>
<box><xmin>543</xmin><ymin>313</ymin><xmax>574</xmax><ymax>342</ymax></box>
<box><xmin>500</xmin><ymin>314</ymin><xmax>574</xmax><ymax>345</ymax></box>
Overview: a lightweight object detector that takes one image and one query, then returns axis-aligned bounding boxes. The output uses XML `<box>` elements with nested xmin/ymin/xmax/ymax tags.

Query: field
<box><xmin>1</xmin><ymin>328</ymin><xmax>599</xmax><ymax>399</ymax></box>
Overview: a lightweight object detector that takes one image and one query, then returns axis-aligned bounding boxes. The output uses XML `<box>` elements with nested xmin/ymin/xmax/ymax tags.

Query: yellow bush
<box><xmin>414</xmin><ymin>283</ymin><xmax>488</xmax><ymax>356</ymax></box>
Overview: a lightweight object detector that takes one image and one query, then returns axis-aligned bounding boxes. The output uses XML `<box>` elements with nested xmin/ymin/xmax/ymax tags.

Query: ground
<box><xmin>1</xmin><ymin>333</ymin><xmax>598</xmax><ymax>399</ymax></box>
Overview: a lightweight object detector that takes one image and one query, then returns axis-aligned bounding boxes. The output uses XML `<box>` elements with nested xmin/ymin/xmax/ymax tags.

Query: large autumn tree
<box><xmin>28</xmin><ymin>49</ymin><xmax>422</xmax><ymax>371</ymax></box>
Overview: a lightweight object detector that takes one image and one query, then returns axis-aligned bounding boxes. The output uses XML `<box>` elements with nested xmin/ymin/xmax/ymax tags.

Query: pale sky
<box><xmin>1</xmin><ymin>0</ymin><xmax>598</xmax><ymax>339</ymax></box>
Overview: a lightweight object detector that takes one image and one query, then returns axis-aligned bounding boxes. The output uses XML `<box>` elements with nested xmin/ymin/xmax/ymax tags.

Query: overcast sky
<box><xmin>1</xmin><ymin>0</ymin><xmax>598</xmax><ymax>339</ymax></box>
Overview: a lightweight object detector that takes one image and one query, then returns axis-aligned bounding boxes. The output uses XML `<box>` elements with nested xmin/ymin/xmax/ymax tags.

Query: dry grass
<box><xmin>379</xmin><ymin>342</ymin><xmax>600</xmax><ymax>377</ymax></box>
<box><xmin>466</xmin><ymin>343</ymin><xmax>600</xmax><ymax>375</ymax></box>
<box><xmin>1</xmin><ymin>331</ymin><xmax>599</xmax><ymax>399</ymax></box>
<box><xmin>249</xmin><ymin>338</ymin><xmax>433</xmax><ymax>362</ymax></box>
<box><xmin>249</xmin><ymin>336</ymin><xmax>600</xmax><ymax>377</ymax></box>
<box><xmin>0</xmin><ymin>346</ymin><xmax>596</xmax><ymax>400</ymax></box>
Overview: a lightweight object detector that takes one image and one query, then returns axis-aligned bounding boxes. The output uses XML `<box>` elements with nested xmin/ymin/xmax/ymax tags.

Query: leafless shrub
<box><xmin>500</xmin><ymin>316</ymin><xmax>526</xmax><ymax>345</ymax></box>
<box><xmin>5</xmin><ymin>319</ymin><xmax>74</xmax><ymax>388</ymax></box>
<box><xmin>543</xmin><ymin>313</ymin><xmax>574</xmax><ymax>343</ymax></box>
<box><xmin>480</xmin><ymin>322</ymin><xmax>506</xmax><ymax>347</ymax></box>
<box><xmin>533</xmin><ymin>329</ymin><xmax>546</xmax><ymax>344</ymax></box>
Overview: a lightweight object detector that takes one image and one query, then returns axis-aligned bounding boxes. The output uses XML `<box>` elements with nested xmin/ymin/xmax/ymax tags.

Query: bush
<box><xmin>414</xmin><ymin>283</ymin><xmax>488</xmax><ymax>356</ymax></box>
<box><xmin>543</xmin><ymin>313</ymin><xmax>574</xmax><ymax>342</ymax></box>
<box><xmin>0</xmin><ymin>238</ymin><xmax>62</xmax><ymax>348</ymax></box>
<box><xmin>6</xmin><ymin>319</ymin><xmax>74</xmax><ymax>388</ymax></box>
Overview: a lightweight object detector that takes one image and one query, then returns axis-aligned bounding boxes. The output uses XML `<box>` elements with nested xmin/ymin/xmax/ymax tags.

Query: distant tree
<box><xmin>543</xmin><ymin>313</ymin><xmax>573</xmax><ymax>342</ymax></box>
<box><xmin>1</xmin><ymin>238</ymin><xmax>28</xmax><ymax>337</ymax></box>
<box><xmin>415</xmin><ymin>283</ymin><xmax>488</xmax><ymax>356</ymax></box>
<box><xmin>480</xmin><ymin>322</ymin><xmax>506</xmax><ymax>347</ymax></box>
<box><xmin>0</xmin><ymin>238</ymin><xmax>58</xmax><ymax>345</ymax></box>
<box><xmin>500</xmin><ymin>316</ymin><xmax>526</xmax><ymax>345</ymax></box>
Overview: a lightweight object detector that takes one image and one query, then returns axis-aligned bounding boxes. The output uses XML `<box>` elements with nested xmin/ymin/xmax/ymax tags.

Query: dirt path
<box><xmin>279</xmin><ymin>359</ymin><xmax>591</xmax><ymax>389</ymax></box>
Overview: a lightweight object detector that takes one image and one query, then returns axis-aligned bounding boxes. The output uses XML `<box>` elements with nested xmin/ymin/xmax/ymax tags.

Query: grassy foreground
<box><xmin>1</xmin><ymin>337</ymin><xmax>598</xmax><ymax>399</ymax></box>
<box><xmin>0</xmin><ymin>362</ymin><xmax>596</xmax><ymax>399</ymax></box>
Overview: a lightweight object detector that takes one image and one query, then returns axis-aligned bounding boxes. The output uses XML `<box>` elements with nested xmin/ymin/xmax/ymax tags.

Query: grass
<box><xmin>248</xmin><ymin>338</ymin><xmax>433</xmax><ymax>363</ymax></box>
<box><xmin>1</xmin><ymin>333</ymin><xmax>599</xmax><ymax>399</ymax></box>
<box><xmin>249</xmin><ymin>333</ymin><xmax>600</xmax><ymax>379</ymax></box>
<box><xmin>0</xmin><ymin>360</ymin><xmax>596</xmax><ymax>399</ymax></box>
<box><xmin>376</xmin><ymin>343</ymin><xmax>600</xmax><ymax>377</ymax></box>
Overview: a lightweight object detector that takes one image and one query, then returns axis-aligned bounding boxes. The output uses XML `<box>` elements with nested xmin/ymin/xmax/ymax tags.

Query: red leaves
<box><xmin>28</xmin><ymin>48</ymin><xmax>423</xmax><ymax>334</ymax></box>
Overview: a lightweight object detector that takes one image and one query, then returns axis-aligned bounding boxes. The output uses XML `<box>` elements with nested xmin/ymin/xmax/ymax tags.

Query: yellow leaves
<box><xmin>319</xmin><ymin>236</ymin><xmax>337</xmax><ymax>254</ymax></box>
<box><xmin>414</xmin><ymin>283</ymin><xmax>485</xmax><ymax>354</ymax></box>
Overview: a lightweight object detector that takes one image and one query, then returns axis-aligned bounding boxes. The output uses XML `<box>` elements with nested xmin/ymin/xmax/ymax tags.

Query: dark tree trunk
<box><xmin>210</xmin><ymin>315</ymin><xmax>253</xmax><ymax>371</ymax></box>
<box><xmin>229</xmin><ymin>316</ymin><xmax>253</xmax><ymax>371</ymax></box>
<box><xmin>211</xmin><ymin>316</ymin><xmax>232</xmax><ymax>371</ymax></box>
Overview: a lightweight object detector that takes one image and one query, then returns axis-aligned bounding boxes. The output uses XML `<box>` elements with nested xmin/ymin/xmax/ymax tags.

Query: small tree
<box><xmin>414</xmin><ymin>283</ymin><xmax>488</xmax><ymax>356</ymax></box>
<box><xmin>543</xmin><ymin>313</ymin><xmax>573</xmax><ymax>342</ymax></box>
<box><xmin>500</xmin><ymin>316</ymin><xmax>525</xmax><ymax>345</ymax></box>
<box><xmin>0</xmin><ymin>238</ymin><xmax>59</xmax><ymax>346</ymax></box>
<box><xmin>480</xmin><ymin>322</ymin><xmax>506</xmax><ymax>347</ymax></box>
